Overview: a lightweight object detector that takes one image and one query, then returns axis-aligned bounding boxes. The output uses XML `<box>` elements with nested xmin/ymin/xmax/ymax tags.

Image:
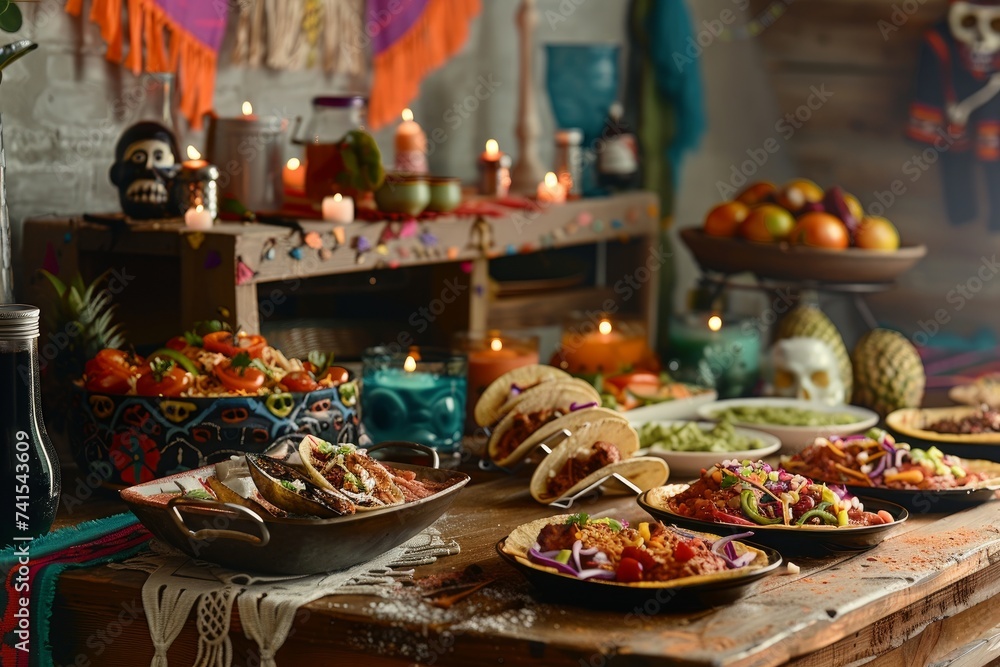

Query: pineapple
<box><xmin>775</xmin><ymin>305</ymin><xmax>853</xmax><ymax>399</ymax></box>
<box><xmin>852</xmin><ymin>329</ymin><xmax>925</xmax><ymax>417</ymax></box>
<box><xmin>39</xmin><ymin>270</ymin><xmax>126</xmax><ymax>379</ymax></box>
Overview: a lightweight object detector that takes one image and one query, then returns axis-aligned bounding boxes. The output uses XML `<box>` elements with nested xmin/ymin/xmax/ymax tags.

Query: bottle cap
<box><xmin>0</xmin><ymin>304</ymin><xmax>40</xmax><ymax>340</ymax></box>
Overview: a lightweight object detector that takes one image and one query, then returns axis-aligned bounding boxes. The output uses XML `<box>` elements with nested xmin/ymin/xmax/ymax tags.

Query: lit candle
<box><xmin>667</xmin><ymin>313</ymin><xmax>762</xmax><ymax>398</ymax></box>
<box><xmin>557</xmin><ymin>317</ymin><xmax>649</xmax><ymax>375</ymax></box>
<box><xmin>482</xmin><ymin>139</ymin><xmax>500</xmax><ymax>162</ymax></box>
<box><xmin>479</xmin><ymin>139</ymin><xmax>510</xmax><ymax>196</ymax></box>
<box><xmin>394</xmin><ymin>108</ymin><xmax>428</xmax><ymax>174</ymax></box>
<box><xmin>360</xmin><ymin>346</ymin><xmax>468</xmax><ymax>454</ymax></box>
<box><xmin>464</xmin><ymin>332</ymin><xmax>540</xmax><ymax>424</ymax></box>
<box><xmin>183</xmin><ymin>145</ymin><xmax>208</xmax><ymax>169</ymax></box>
<box><xmin>321</xmin><ymin>193</ymin><xmax>355</xmax><ymax>223</ymax></box>
<box><xmin>241</xmin><ymin>100</ymin><xmax>258</xmax><ymax>120</ymax></box>
<box><xmin>283</xmin><ymin>157</ymin><xmax>306</xmax><ymax>194</ymax></box>
<box><xmin>536</xmin><ymin>171</ymin><xmax>566</xmax><ymax>203</ymax></box>
<box><xmin>184</xmin><ymin>204</ymin><xmax>213</xmax><ymax>230</ymax></box>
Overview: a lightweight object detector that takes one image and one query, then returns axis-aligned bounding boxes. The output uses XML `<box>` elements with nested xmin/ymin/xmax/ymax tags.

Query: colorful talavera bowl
<box><xmin>69</xmin><ymin>379</ymin><xmax>360</xmax><ymax>489</ymax></box>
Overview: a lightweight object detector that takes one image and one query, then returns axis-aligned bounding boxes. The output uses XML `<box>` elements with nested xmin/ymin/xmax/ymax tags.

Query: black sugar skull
<box><xmin>109</xmin><ymin>121</ymin><xmax>181</xmax><ymax>219</ymax></box>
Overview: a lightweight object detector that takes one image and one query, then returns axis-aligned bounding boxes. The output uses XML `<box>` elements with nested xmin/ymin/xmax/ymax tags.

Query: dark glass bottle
<box><xmin>597</xmin><ymin>102</ymin><xmax>640</xmax><ymax>191</ymax></box>
<box><xmin>1</xmin><ymin>305</ymin><xmax>61</xmax><ymax>547</ymax></box>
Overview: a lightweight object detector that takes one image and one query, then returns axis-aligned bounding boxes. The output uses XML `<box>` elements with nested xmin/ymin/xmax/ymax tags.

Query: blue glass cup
<box><xmin>361</xmin><ymin>347</ymin><xmax>467</xmax><ymax>456</ymax></box>
<box><xmin>544</xmin><ymin>44</ymin><xmax>621</xmax><ymax>195</ymax></box>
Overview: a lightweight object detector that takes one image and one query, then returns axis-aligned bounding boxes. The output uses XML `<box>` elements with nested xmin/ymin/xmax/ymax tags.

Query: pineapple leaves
<box><xmin>39</xmin><ymin>269</ymin><xmax>67</xmax><ymax>298</ymax></box>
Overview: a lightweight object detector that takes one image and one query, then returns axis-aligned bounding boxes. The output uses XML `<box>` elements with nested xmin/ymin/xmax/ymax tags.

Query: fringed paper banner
<box><xmin>367</xmin><ymin>0</ymin><xmax>481</xmax><ymax>130</ymax></box>
<box><xmin>65</xmin><ymin>0</ymin><xmax>226</xmax><ymax>130</ymax></box>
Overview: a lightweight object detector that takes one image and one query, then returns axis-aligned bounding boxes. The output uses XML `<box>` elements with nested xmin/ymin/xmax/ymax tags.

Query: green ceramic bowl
<box><xmin>374</xmin><ymin>173</ymin><xmax>430</xmax><ymax>216</ymax></box>
<box><xmin>427</xmin><ymin>177</ymin><xmax>462</xmax><ymax>213</ymax></box>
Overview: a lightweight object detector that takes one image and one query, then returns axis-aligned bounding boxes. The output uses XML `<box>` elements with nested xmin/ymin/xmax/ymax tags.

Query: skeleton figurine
<box><xmin>109</xmin><ymin>121</ymin><xmax>181</xmax><ymax>219</ymax></box>
<box><xmin>769</xmin><ymin>337</ymin><xmax>846</xmax><ymax>406</ymax></box>
<box><xmin>908</xmin><ymin>0</ymin><xmax>1000</xmax><ymax>230</ymax></box>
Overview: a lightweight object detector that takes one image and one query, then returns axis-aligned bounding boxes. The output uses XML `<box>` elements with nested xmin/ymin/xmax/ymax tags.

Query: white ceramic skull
<box><xmin>770</xmin><ymin>337</ymin><xmax>845</xmax><ymax>405</ymax></box>
<box><xmin>950</xmin><ymin>1</ymin><xmax>1000</xmax><ymax>73</ymax></box>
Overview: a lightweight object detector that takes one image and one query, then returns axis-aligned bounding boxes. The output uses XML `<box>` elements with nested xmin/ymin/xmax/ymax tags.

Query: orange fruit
<box><xmin>789</xmin><ymin>212</ymin><xmax>849</xmax><ymax>249</ymax></box>
<box><xmin>704</xmin><ymin>201</ymin><xmax>751</xmax><ymax>237</ymax></box>
<box><xmin>844</xmin><ymin>193</ymin><xmax>864</xmax><ymax>221</ymax></box>
<box><xmin>739</xmin><ymin>204</ymin><xmax>796</xmax><ymax>243</ymax></box>
<box><xmin>736</xmin><ymin>182</ymin><xmax>777</xmax><ymax>206</ymax></box>
<box><xmin>776</xmin><ymin>179</ymin><xmax>824</xmax><ymax>212</ymax></box>
<box><xmin>855</xmin><ymin>216</ymin><xmax>900</xmax><ymax>251</ymax></box>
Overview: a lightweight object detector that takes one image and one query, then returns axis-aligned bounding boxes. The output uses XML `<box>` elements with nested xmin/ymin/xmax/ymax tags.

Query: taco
<box><xmin>204</xmin><ymin>475</ymin><xmax>288</xmax><ymax>518</ymax></box>
<box><xmin>245</xmin><ymin>453</ymin><xmax>356</xmax><ymax>518</ymax></box>
<box><xmin>529</xmin><ymin>418</ymin><xmax>668</xmax><ymax>503</ymax></box>
<box><xmin>488</xmin><ymin>401</ymin><xmax>626</xmax><ymax>468</ymax></box>
<box><xmin>501</xmin><ymin>513</ymin><xmax>770</xmax><ymax>585</ymax></box>
<box><xmin>298</xmin><ymin>435</ymin><xmax>405</xmax><ymax>510</ymax></box>
<box><xmin>474</xmin><ymin>364</ymin><xmax>571</xmax><ymax>426</ymax></box>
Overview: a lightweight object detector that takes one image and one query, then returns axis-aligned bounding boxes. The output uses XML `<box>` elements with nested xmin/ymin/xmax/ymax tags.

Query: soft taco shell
<box><xmin>487</xmin><ymin>396</ymin><xmax>620</xmax><ymax>467</ymax></box>
<box><xmin>529</xmin><ymin>419</ymin><xmax>668</xmax><ymax>502</ymax></box>
<box><xmin>501</xmin><ymin>515</ymin><xmax>769</xmax><ymax>586</ymax></box>
<box><xmin>298</xmin><ymin>436</ymin><xmax>405</xmax><ymax>511</ymax></box>
<box><xmin>474</xmin><ymin>364</ymin><xmax>571</xmax><ymax>426</ymax></box>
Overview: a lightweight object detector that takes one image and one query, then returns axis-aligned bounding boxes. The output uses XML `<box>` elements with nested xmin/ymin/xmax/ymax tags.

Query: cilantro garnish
<box><xmin>565</xmin><ymin>512</ymin><xmax>589</xmax><ymax>527</ymax></box>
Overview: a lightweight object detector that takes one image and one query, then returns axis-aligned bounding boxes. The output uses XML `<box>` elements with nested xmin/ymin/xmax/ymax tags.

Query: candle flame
<box><xmin>242</xmin><ymin>101</ymin><xmax>253</xmax><ymax>116</ymax></box>
<box><xmin>333</xmin><ymin>193</ymin><xmax>343</xmax><ymax>202</ymax></box>
<box><xmin>187</xmin><ymin>145</ymin><xmax>201</xmax><ymax>160</ymax></box>
<box><xmin>403</xmin><ymin>355</ymin><xmax>417</xmax><ymax>372</ymax></box>
<box><xmin>195</xmin><ymin>204</ymin><xmax>204</xmax><ymax>213</ymax></box>
<box><xmin>708</xmin><ymin>315</ymin><xmax>722</xmax><ymax>332</ymax></box>
<box><xmin>490</xmin><ymin>338</ymin><xmax>503</xmax><ymax>352</ymax></box>
<box><xmin>401</xmin><ymin>108</ymin><xmax>414</xmax><ymax>122</ymax></box>
<box><xmin>598</xmin><ymin>319</ymin><xmax>612</xmax><ymax>335</ymax></box>
<box><xmin>544</xmin><ymin>172</ymin><xmax>558</xmax><ymax>188</ymax></box>
<box><xmin>286</xmin><ymin>157</ymin><xmax>300</xmax><ymax>170</ymax></box>
<box><xmin>485</xmin><ymin>139</ymin><xmax>499</xmax><ymax>155</ymax></box>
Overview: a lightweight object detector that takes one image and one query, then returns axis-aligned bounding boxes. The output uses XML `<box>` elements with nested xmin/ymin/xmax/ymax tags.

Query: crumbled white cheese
<box><xmin>786</xmin><ymin>562</ymin><xmax>800</xmax><ymax>575</ymax></box>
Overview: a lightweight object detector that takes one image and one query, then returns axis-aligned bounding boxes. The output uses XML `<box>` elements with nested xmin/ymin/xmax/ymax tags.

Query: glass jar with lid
<box><xmin>291</xmin><ymin>96</ymin><xmax>368</xmax><ymax>201</ymax></box>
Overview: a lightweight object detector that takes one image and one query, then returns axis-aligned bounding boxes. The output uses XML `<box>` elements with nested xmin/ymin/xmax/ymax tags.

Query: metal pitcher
<box><xmin>0</xmin><ymin>40</ymin><xmax>37</xmax><ymax>304</ymax></box>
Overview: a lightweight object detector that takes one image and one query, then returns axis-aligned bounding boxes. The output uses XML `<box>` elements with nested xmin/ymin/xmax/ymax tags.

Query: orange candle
<box><xmin>183</xmin><ymin>145</ymin><xmax>209</xmax><ymax>169</ymax></box>
<box><xmin>459</xmin><ymin>332</ymin><xmax>539</xmax><ymax>425</ymax></box>
<box><xmin>283</xmin><ymin>157</ymin><xmax>306</xmax><ymax>194</ymax></box>
<box><xmin>537</xmin><ymin>171</ymin><xmax>566</xmax><ymax>203</ymax></box>
<box><xmin>394</xmin><ymin>108</ymin><xmax>428</xmax><ymax>173</ymax></box>
<box><xmin>241</xmin><ymin>100</ymin><xmax>258</xmax><ymax>121</ymax></box>
<box><xmin>558</xmin><ymin>318</ymin><xmax>648</xmax><ymax>375</ymax></box>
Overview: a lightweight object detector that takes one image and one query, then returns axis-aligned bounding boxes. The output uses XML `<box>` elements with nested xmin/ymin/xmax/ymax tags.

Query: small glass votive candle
<box><xmin>666</xmin><ymin>313</ymin><xmax>761</xmax><ymax>398</ymax></box>
<box><xmin>553</xmin><ymin>313</ymin><xmax>654</xmax><ymax>376</ymax></box>
<box><xmin>361</xmin><ymin>346</ymin><xmax>467</xmax><ymax>459</ymax></box>
<box><xmin>174</xmin><ymin>150</ymin><xmax>220</xmax><ymax>220</ymax></box>
<box><xmin>454</xmin><ymin>330</ymin><xmax>540</xmax><ymax>429</ymax></box>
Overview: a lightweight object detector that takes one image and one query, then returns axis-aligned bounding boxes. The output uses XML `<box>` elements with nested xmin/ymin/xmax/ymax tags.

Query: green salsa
<box><xmin>713</xmin><ymin>406</ymin><xmax>858</xmax><ymax>427</ymax></box>
<box><xmin>639</xmin><ymin>420</ymin><xmax>767</xmax><ymax>453</ymax></box>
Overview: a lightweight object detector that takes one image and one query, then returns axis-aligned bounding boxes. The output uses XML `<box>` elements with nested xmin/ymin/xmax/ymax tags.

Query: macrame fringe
<box><xmin>368</xmin><ymin>0</ymin><xmax>481</xmax><ymax>129</ymax></box>
<box><xmin>65</xmin><ymin>0</ymin><xmax>217</xmax><ymax>129</ymax></box>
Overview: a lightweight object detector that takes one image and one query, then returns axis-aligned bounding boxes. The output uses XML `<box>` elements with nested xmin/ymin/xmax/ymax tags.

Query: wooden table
<box><xmin>49</xmin><ymin>467</ymin><xmax>1000</xmax><ymax>667</ymax></box>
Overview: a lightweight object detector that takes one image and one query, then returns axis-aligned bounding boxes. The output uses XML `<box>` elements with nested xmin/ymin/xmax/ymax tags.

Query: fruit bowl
<box><xmin>680</xmin><ymin>228</ymin><xmax>927</xmax><ymax>284</ymax></box>
<box><xmin>69</xmin><ymin>379</ymin><xmax>361</xmax><ymax>489</ymax></box>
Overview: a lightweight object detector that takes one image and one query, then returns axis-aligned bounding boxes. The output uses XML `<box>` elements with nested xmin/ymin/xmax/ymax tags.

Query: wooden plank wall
<box><xmin>748</xmin><ymin>0</ymin><xmax>1000</xmax><ymax>341</ymax></box>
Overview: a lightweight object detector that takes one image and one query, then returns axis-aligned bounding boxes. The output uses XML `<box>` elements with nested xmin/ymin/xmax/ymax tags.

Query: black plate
<box><xmin>637</xmin><ymin>487</ymin><xmax>908</xmax><ymax>557</ymax></box>
<box><xmin>496</xmin><ymin>538</ymin><xmax>782</xmax><ymax>611</ymax></box>
<box><xmin>884</xmin><ymin>428</ymin><xmax>1000</xmax><ymax>464</ymax></box>
<box><xmin>835</xmin><ymin>483</ymin><xmax>999</xmax><ymax>514</ymax></box>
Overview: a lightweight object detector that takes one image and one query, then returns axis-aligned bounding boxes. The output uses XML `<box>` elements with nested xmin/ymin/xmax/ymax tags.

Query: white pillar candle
<box><xmin>322</xmin><ymin>193</ymin><xmax>355</xmax><ymax>223</ymax></box>
<box><xmin>184</xmin><ymin>204</ymin><xmax>213</xmax><ymax>230</ymax></box>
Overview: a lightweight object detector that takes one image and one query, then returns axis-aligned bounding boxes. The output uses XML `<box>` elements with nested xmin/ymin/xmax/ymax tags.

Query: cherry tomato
<box><xmin>136</xmin><ymin>365</ymin><xmax>192</xmax><ymax>397</ymax></box>
<box><xmin>85</xmin><ymin>372</ymin><xmax>132</xmax><ymax>395</ymax></box>
<box><xmin>621</xmin><ymin>546</ymin><xmax>656</xmax><ymax>570</ymax></box>
<box><xmin>165</xmin><ymin>336</ymin><xmax>188</xmax><ymax>351</ymax></box>
<box><xmin>86</xmin><ymin>349</ymin><xmax>143</xmax><ymax>379</ymax></box>
<box><xmin>603</xmin><ymin>371</ymin><xmax>660</xmax><ymax>392</ymax></box>
<box><xmin>203</xmin><ymin>331</ymin><xmax>267</xmax><ymax>359</ymax></box>
<box><xmin>320</xmin><ymin>365</ymin><xmax>351</xmax><ymax>385</ymax></box>
<box><xmin>673</xmin><ymin>540</ymin><xmax>696</xmax><ymax>563</ymax></box>
<box><xmin>280</xmin><ymin>370</ymin><xmax>319</xmax><ymax>393</ymax></box>
<box><xmin>615</xmin><ymin>557</ymin><xmax>643</xmax><ymax>583</ymax></box>
<box><xmin>214</xmin><ymin>361</ymin><xmax>266</xmax><ymax>393</ymax></box>
<box><xmin>302</xmin><ymin>361</ymin><xmax>319</xmax><ymax>375</ymax></box>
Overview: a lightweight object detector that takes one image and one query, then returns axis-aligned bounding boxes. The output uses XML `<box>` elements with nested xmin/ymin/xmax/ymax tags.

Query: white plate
<box><xmin>696</xmin><ymin>398</ymin><xmax>880</xmax><ymax>453</ymax></box>
<box><xmin>622</xmin><ymin>389</ymin><xmax>718</xmax><ymax>425</ymax></box>
<box><xmin>635</xmin><ymin>421</ymin><xmax>782</xmax><ymax>478</ymax></box>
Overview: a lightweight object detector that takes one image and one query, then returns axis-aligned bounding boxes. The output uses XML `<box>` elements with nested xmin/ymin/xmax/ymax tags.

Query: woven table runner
<box><xmin>110</xmin><ymin>528</ymin><xmax>460</xmax><ymax>667</ymax></box>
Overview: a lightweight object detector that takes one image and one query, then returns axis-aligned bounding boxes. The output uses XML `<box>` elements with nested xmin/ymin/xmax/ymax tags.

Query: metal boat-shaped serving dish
<box><xmin>121</xmin><ymin>451</ymin><xmax>469</xmax><ymax>575</ymax></box>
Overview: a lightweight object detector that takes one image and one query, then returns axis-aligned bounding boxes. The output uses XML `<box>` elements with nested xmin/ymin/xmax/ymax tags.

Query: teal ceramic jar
<box><xmin>427</xmin><ymin>177</ymin><xmax>462</xmax><ymax>213</ymax></box>
<box><xmin>374</xmin><ymin>173</ymin><xmax>430</xmax><ymax>216</ymax></box>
